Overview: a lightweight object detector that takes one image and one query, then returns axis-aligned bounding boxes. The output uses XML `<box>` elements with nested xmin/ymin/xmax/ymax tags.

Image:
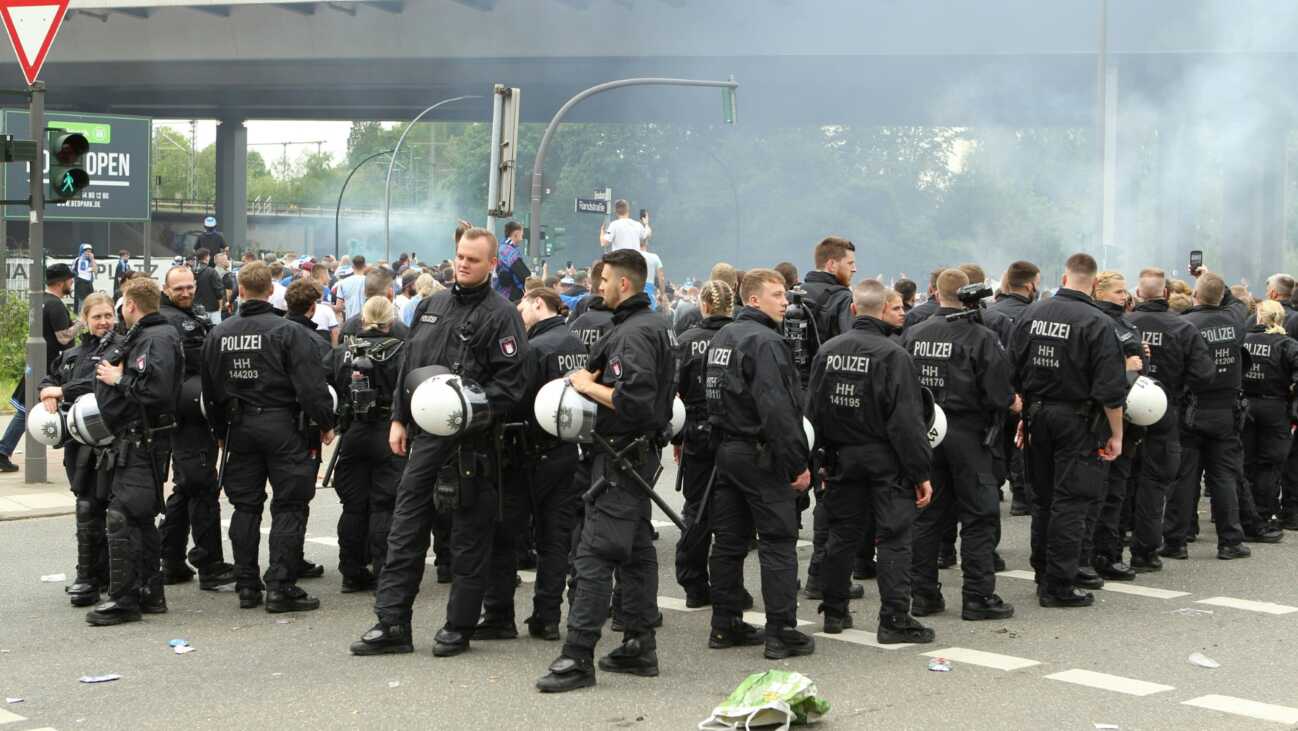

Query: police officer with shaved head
<box><xmin>351</xmin><ymin>227</ymin><xmax>531</xmax><ymax>658</ymax></box>
<box><xmin>810</xmin><ymin>279</ymin><xmax>936</xmax><ymax>641</ymax></box>
<box><xmin>536</xmin><ymin>248</ymin><xmax>675</xmax><ymax>692</ymax></box>
<box><xmin>1008</xmin><ymin>253</ymin><xmax>1126</xmax><ymax>608</ymax></box>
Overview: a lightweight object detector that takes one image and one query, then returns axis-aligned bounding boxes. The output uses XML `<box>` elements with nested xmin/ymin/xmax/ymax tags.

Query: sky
<box><xmin>154</xmin><ymin>119</ymin><xmax>360</xmax><ymax>167</ymax></box>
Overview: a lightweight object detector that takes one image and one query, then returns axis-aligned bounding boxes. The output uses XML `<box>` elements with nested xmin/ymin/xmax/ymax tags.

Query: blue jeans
<box><xmin>0</xmin><ymin>399</ymin><xmax>27</xmax><ymax>457</ymax></box>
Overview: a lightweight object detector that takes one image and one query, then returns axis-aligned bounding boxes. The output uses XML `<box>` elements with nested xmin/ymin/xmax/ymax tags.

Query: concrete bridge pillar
<box><xmin>215</xmin><ymin>118</ymin><xmax>248</xmax><ymax>254</ymax></box>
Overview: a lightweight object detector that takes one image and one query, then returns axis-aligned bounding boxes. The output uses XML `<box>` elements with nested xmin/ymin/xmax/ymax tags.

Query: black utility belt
<box><xmin>352</xmin><ymin>407</ymin><xmax>393</xmax><ymax>423</ymax></box>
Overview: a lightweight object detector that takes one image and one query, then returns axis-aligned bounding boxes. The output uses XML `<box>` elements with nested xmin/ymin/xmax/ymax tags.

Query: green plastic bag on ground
<box><xmin>698</xmin><ymin>670</ymin><xmax>830</xmax><ymax>730</ymax></box>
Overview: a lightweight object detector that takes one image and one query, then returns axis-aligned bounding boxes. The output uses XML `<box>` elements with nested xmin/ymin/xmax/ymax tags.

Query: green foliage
<box><xmin>0</xmin><ymin>291</ymin><xmax>29</xmax><ymax>381</ymax></box>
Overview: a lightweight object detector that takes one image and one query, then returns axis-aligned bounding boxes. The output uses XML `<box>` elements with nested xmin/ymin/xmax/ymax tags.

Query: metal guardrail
<box><xmin>151</xmin><ymin>198</ymin><xmax>393</xmax><ymax>219</ymax></box>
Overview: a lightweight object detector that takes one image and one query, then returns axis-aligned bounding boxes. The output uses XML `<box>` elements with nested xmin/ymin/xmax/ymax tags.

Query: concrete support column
<box><xmin>215</xmin><ymin>119</ymin><xmax>248</xmax><ymax>255</ymax></box>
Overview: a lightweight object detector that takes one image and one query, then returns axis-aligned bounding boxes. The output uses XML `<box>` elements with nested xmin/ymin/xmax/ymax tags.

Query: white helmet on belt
<box><xmin>927</xmin><ymin>403</ymin><xmax>947</xmax><ymax>448</ymax></box>
<box><xmin>26</xmin><ymin>400</ymin><xmax>65</xmax><ymax>448</ymax></box>
<box><xmin>1125</xmin><ymin>375</ymin><xmax>1167</xmax><ymax>426</ymax></box>
<box><xmin>534</xmin><ymin>378</ymin><xmax>598</xmax><ymax>443</ymax></box>
<box><xmin>410</xmin><ymin>373</ymin><xmax>491</xmax><ymax>436</ymax></box>
<box><xmin>803</xmin><ymin>417</ymin><xmax>815</xmax><ymax>450</ymax></box>
<box><xmin>67</xmin><ymin>393</ymin><xmax>114</xmax><ymax>447</ymax></box>
<box><xmin>669</xmin><ymin>396</ymin><xmax>686</xmax><ymax>438</ymax></box>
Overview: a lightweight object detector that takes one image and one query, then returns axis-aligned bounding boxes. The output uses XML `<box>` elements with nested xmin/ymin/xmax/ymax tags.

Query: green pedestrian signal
<box><xmin>47</xmin><ymin>129</ymin><xmax>90</xmax><ymax>202</ymax></box>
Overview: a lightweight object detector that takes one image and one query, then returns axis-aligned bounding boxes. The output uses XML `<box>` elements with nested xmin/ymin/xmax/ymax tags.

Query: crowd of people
<box><xmin>23</xmin><ymin>208</ymin><xmax>1298</xmax><ymax>694</ymax></box>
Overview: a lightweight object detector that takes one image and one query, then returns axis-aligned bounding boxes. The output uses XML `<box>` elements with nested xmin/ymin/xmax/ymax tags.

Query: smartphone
<box><xmin>639</xmin><ymin>208</ymin><xmax>648</xmax><ymax>221</ymax></box>
<box><xmin>1189</xmin><ymin>250</ymin><xmax>1203</xmax><ymax>276</ymax></box>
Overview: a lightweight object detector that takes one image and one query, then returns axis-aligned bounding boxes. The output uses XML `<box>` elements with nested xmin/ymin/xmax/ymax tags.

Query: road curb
<box><xmin>0</xmin><ymin>506</ymin><xmax>74</xmax><ymax>522</ymax></box>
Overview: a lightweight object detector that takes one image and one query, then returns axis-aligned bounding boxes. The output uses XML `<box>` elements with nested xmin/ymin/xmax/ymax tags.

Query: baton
<box><xmin>584</xmin><ymin>434</ymin><xmax>686</xmax><ymax>531</ymax></box>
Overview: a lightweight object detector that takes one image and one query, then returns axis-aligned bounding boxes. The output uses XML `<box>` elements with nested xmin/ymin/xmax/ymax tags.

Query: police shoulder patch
<box><xmin>499</xmin><ymin>335</ymin><xmax>518</xmax><ymax>358</ymax></box>
<box><xmin>134</xmin><ymin>353</ymin><xmax>147</xmax><ymax>372</ymax></box>
<box><xmin>421</xmin><ymin>313</ymin><xmax>439</xmax><ymax>325</ymax></box>
<box><xmin>609</xmin><ymin>356</ymin><xmax>623</xmax><ymax>380</ymax></box>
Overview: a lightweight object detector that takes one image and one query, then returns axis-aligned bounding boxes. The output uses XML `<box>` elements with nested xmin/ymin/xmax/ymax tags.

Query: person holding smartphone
<box><xmin>599</xmin><ymin>200</ymin><xmax>651</xmax><ymax>252</ymax></box>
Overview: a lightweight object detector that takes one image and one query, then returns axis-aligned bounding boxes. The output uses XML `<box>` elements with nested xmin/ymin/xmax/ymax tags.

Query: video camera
<box><xmin>348</xmin><ymin>340</ymin><xmax>376</xmax><ymax>417</ymax></box>
<box><xmin>944</xmin><ymin>283</ymin><xmax>994</xmax><ymax>322</ymax></box>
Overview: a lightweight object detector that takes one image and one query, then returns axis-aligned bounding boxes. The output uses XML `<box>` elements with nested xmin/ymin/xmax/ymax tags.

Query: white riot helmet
<box><xmin>669</xmin><ymin>396</ymin><xmax>686</xmax><ymax>438</ymax></box>
<box><xmin>921</xmin><ymin>387</ymin><xmax>947</xmax><ymax>448</ymax></box>
<box><xmin>67</xmin><ymin>393</ymin><xmax>114</xmax><ymax>447</ymax></box>
<box><xmin>410</xmin><ymin>373</ymin><xmax>491</xmax><ymax>437</ymax></box>
<box><xmin>803</xmin><ymin>417</ymin><xmax>815</xmax><ymax>450</ymax></box>
<box><xmin>26</xmin><ymin>400</ymin><xmax>65</xmax><ymax>448</ymax></box>
<box><xmin>179</xmin><ymin>376</ymin><xmax>206</xmax><ymax>422</ymax></box>
<box><xmin>327</xmin><ymin>384</ymin><xmax>339</xmax><ymax>414</ymax></box>
<box><xmin>203</xmin><ymin>216</ymin><xmax>217</xmax><ymax>229</ymax></box>
<box><xmin>534</xmin><ymin>378</ymin><xmax>598</xmax><ymax>443</ymax></box>
<box><xmin>1125</xmin><ymin>375</ymin><xmax>1167</xmax><ymax>426</ymax></box>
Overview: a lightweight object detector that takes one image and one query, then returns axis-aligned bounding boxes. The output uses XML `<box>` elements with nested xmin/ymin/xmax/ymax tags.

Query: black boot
<box><xmin>1158</xmin><ymin>544</ymin><xmax>1188</xmax><ymax>560</ymax></box>
<box><xmin>1073</xmin><ymin>566</ymin><xmax>1105</xmax><ymax>590</ymax></box>
<box><xmin>198</xmin><ymin>562</ymin><xmax>237</xmax><ymax>591</ymax></box>
<box><xmin>853</xmin><ymin>556</ymin><xmax>877</xmax><ymax>580</ymax></box>
<box><xmin>1130</xmin><ymin>552</ymin><xmax>1163</xmax><ymax>573</ymax></box>
<box><xmin>1038</xmin><ymin>586</ymin><xmax>1094</xmax><ymax>608</ymax></box>
<box><xmin>910</xmin><ymin>588</ymin><xmax>946</xmax><ymax>617</ymax></box>
<box><xmin>162</xmin><ymin>560</ymin><xmax>195</xmax><ymax>585</ymax></box>
<box><xmin>937</xmin><ymin>546</ymin><xmax>957</xmax><ymax>569</ymax></box>
<box><xmin>86</xmin><ymin>597</ymin><xmax>142</xmax><ymax>626</ymax></box>
<box><xmin>820</xmin><ymin>607</ymin><xmax>854</xmax><ymax>635</ymax></box>
<box><xmin>962</xmin><ymin>594</ymin><xmax>1014</xmax><ymax>621</ymax></box>
<box><xmin>350</xmin><ymin>622</ymin><xmax>414</xmax><ymax>655</ymax></box>
<box><xmin>684</xmin><ymin>587</ymin><xmax>712</xmax><ymax>609</ymax></box>
<box><xmin>525</xmin><ymin>616</ymin><xmax>561</xmax><ymax>641</ymax></box>
<box><xmin>266</xmin><ymin>585</ymin><xmax>319</xmax><ymax>613</ymax></box>
<box><xmin>473</xmin><ymin>619</ymin><xmax>519</xmax><ymax>640</ymax></box>
<box><xmin>597</xmin><ymin>637</ymin><xmax>659</xmax><ymax>677</ymax></box>
<box><xmin>89</xmin><ymin>510</ymin><xmax>142</xmax><ymax>626</ymax></box>
<box><xmin>764</xmin><ymin>627</ymin><xmax>816</xmax><ymax>659</ymax></box>
<box><xmin>69</xmin><ymin>500</ymin><xmax>105</xmax><ymax>607</ymax></box>
<box><xmin>340</xmin><ymin>571</ymin><xmax>377</xmax><ymax>594</ymax></box>
<box><xmin>1094</xmin><ymin>556</ymin><xmax>1136</xmax><ymax>581</ymax></box>
<box><xmin>238</xmin><ymin>587</ymin><xmax>264</xmax><ymax>609</ymax></box>
<box><xmin>709</xmin><ymin>620</ymin><xmax>764</xmax><ymax>649</ymax></box>
<box><xmin>536</xmin><ymin>655</ymin><xmax>595</xmax><ymax>693</ymax></box>
<box><xmin>877</xmin><ymin>613</ymin><xmax>935</xmax><ymax>644</ymax></box>
<box><xmin>433</xmin><ymin>627</ymin><xmax>470</xmax><ymax>657</ymax></box>
<box><xmin>1243</xmin><ymin>524</ymin><xmax>1284</xmax><ymax>543</ymax></box>
<box><xmin>140</xmin><ymin>575</ymin><xmax>168</xmax><ymax>615</ymax></box>
<box><xmin>298</xmin><ymin>560</ymin><xmax>325</xmax><ymax>579</ymax></box>
<box><xmin>1217</xmin><ymin>543</ymin><xmax>1252</xmax><ymax>560</ymax></box>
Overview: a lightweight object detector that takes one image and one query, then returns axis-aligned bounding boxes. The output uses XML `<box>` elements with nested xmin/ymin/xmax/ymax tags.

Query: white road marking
<box><xmin>1181</xmin><ymin>695</ymin><xmax>1298</xmax><ymax>724</ymax></box>
<box><xmin>1195</xmin><ymin>596</ymin><xmax>1298</xmax><ymax>615</ymax></box>
<box><xmin>1044</xmin><ymin>668</ymin><xmax>1174</xmax><ymax>696</ymax></box>
<box><xmin>650</xmin><ymin>520</ymin><xmax>674</xmax><ymax>530</ymax></box>
<box><xmin>656</xmin><ymin>596</ymin><xmax>706</xmax><ymax>613</ymax></box>
<box><xmin>796</xmin><ymin>540</ymin><xmax>812</xmax><ymax>549</ymax></box>
<box><xmin>306</xmin><ymin>536</ymin><xmax>338</xmax><ymax>547</ymax></box>
<box><xmin>0</xmin><ymin>497</ymin><xmax>31</xmax><ymax>513</ymax></box>
<box><xmin>814</xmin><ymin>628</ymin><xmax>915</xmax><ymax>650</ymax></box>
<box><xmin>743</xmin><ymin>611</ymin><xmax>811</xmax><ymax>628</ymax></box>
<box><xmin>996</xmin><ymin>569</ymin><xmax>1036</xmax><ymax>581</ymax></box>
<box><xmin>517</xmin><ymin>570</ymin><xmax>536</xmax><ymax>584</ymax></box>
<box><xmin>922</xmin><ymin>647</ymin><xmax>1040</xmax><ymax>671</ymax></box>
<box><xmin>1098</xmin><ymin>584</ymin><xmax>1189</xmax><ymax>600</ymax></box>
<box><xmin>0</xmin><ymin>708</ymin><xmax>26</xmax><ymax>725</ymax></box>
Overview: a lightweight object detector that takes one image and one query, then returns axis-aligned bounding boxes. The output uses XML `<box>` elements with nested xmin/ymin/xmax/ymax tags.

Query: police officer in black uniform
<box><xmin>351</xmin><ymin>228</ymin><xmax>530</xmax><ymax>658</ymax></box>
<box><xmin>326</xmin><ymin>293</ymin><xmax>407</xmax><ymax>593</ymax></box>
<box><xmin>1008</xmin><ymin>253</ymin><xmax>1126</xmax><ymax>608</ymax></box>
<box><xmin>904</xmin><ymin>269</ymin><xmax>1015</xmax><ymax>622</ymax></box>
<box><xmin>1242</xmin><ymin>300</ymin><xmax>1298</xmax><ymax>529</ymax></box>
<box><xmin>86</xmin><ymin>278</ymin><xmax>183</xmax><ymax>625</ymax></box>
<box><xmin>535</xmin><ymin>249</ymin><xmax>675</xmax><ymax>692</ymax></box>
<box><xmin>201</xmin><ymin>261</ymin><xmax>336</xmax><ymax>613</ymax></box>
<box><xmin>989</xmin><ymin>261</ymin><xmax>1041</xmax><ymax>517</ymax></box>
<box><xmin>157</xmin><ymin>266</ymin><xmax>235</xmax><ymax>591</ymax></box>
<box><xmin>673</xmin><ymin>280</ymin><xmax>734</xmax><ymax>607</ymax></box>
<box><xmin>902</xmin><ymin>268</ymin><xmax>945</xmax><ymax>331</ymax></box>
<box><xmin>479</xmin><ymin>286</ymin><xmax>588</xmax><ymax>641</ymax></box>
<box><xmin>39</xmin><ymin>293</ymin><xmax>118</xmax><ymax>607</ymax></box>
<box><xmin>1126</xmin><ymin>268</ymin><xmax>1214</xmax><ymax>571</ymax></box>
<box><xmin>798</xmin><ymin>237</ymin><xmax>870</xmax><ymax>601</ymax></box>
<box><xmin>810</xmin><ymin>279</ymin><xmax>937</xmax><ymax>640</ymax></box>
<box><xmin>702</xmin><ymin>268</ymin><xmax>814</xmax><ymax>660</ymax></box>
<box><xmin>1162</xmin><ymin>272</ymin><xmax>1265</xmax><ymax>560</ymax></box>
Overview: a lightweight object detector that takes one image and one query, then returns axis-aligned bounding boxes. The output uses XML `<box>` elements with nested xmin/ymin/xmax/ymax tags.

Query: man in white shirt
<box><xmin>599</xmin><ymin>200</ymin><xmax>652</xmax><ymax>252</ymax></box>
<box><xmin>640</xmin><ymin>242</ymin><xmax>665</xmax><ymax>311</ymax></box>
<box><xmin>335</xmin><ymin>255</ymin><xmax>369</xmax><ymax>320</ymax></box>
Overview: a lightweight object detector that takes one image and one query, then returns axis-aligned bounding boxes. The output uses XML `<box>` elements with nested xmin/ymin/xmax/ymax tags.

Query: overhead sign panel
<box><xmin>0</xmin><ymin>0</ymin><xmax>68</xmax><ymax>86</ymax></box>
<box><xmin>3</xmin><ymin>110</ymin><xmax>151</xmax><ymax>221</ymax></box>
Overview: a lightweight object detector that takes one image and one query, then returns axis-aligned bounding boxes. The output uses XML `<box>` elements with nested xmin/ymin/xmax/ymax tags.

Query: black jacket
<box><xmin>568</xmin><ymin>296</ymin><xmax>615</xmax><ymax>352</ymax></box>
<box><xmin>159</xmin><ymin>295</ymin><xmax>209</xmax><ymax>378</ymax></box>
<box><xmin>586</xmin><ymin>293</ymin><xmax>676</xmax><ymax>439</ymax></box>
<box><xmin>1242</xmin><ymin>325</ymin><xmax>1298</xmax><ymax>400</ymax></box>
<box><xmin>800</xmin><ymin>271</ymin><xmax>853</xmax><ymax>345</ymax></box>
<box><xmin>1182</xmin><ymin>303</ymin><xmax>1249</xmax><ymax>400</ymax></box>
<box><xmin>340</xmin><ymin>312</ymin><xmax>410</xmax><ymax>340</ymax></box>
<box><xmin>989</xmin><ymin>292</ymin><xmax>1032</xmax><ymax>323</ymax></box>
<box><xmin>201</xmin><ymin>299</ymin><xmax>336</xmax><ymax>436</ymax></box>
<box><xmin>95</xmin><ymin>312</ymin><xmax>183</xmax><ymax>433</ymax></box>
<box><xmin>524</xmin><ymin>315</ymin><xmax>588</xmax><ymax>434</ymax></box>
<box><xmin>706</xmin><ymin>307</ymin><xmax>807</xmax><ymax>481</ymax></box>
<box><xmin>41</xmin><ymin>331</ymin><xmax>117</xmax><ymax>402</ymax></box>
<box><xmin>287</xmin><ymin>313</ymin><xmax>333</xmax><ymax>362</ymax></box>
<box><xmin>903</xmin><ymin>307</ymin><xmax>1013</xmax><ymax>423</ymax></box>
<box><xmin>903</xmin><ymin>298</ymin><xmax>939</xmax><ymax>331</ymax></box>
<box><xmin>329</xmin><ymin>326</ymin><xmax>405</xmax><ymax>418</ymax></box>
<box><xmin>1008</xmin><ymin>287</ymin><xmax>1127</xmax><ymax>408</ymax></box>
<box><xmin>1096</xmin><ymin>300</ymin><xmax>1145</xmax><ymax>364</ymax></box>
<box><xmin>395</xmin><ymin>280</ymin><xmax>531</xmax><ymax>427</ymax></box>
<box><xmin>193</xmin><ymin>263</ymin><xmax>225</xmax><ymax>314</ymax></box>
<box><xmin>672</xmin><ymin>301</ymin><xmax>703</xmax><ymax>337</ymax></box>
<box><xmin>1127</xmin><ymin>300</ymin><xmax>1214</xmax><ymax>399</ymax></box>
<box><xmin>807</xmin><ymin>316</ymin><xmax>932</xmax><ymax>484</ymax></box>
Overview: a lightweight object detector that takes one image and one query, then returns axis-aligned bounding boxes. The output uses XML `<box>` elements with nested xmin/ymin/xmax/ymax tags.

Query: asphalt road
<box><xmin>3</xmin><ymin>457</ymin><xmax>1298</xmax><ymax>730</ymax></box>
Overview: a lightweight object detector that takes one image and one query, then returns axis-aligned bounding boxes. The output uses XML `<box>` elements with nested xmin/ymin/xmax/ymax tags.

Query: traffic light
<box><xmin>47</xmin><ymin>129</ymin><xmax>90</xmax><ymax>202</ymax></box>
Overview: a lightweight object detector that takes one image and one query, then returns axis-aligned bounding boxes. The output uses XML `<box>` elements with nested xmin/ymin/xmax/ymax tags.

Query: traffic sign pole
<box><xmin>23</xmin><ymin>79</ymin><xmax>43</xmax><ymax>482</ymax></box>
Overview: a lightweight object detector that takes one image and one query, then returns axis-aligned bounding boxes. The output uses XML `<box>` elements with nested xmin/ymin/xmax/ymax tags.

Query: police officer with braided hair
<box><xmin>810</xmin><ymin>279</ymin><xmax>936</xmax><ymax>641</ymax></box>
<box><xmin>479</xmin><ymin>286</ymin><xmax>587</xmax><ymax>641</ymax></box>
<box><xmin>351</xmin><ymin>227</ymin><xmax>531</xmax><ymax>658</ymax></box>
<box><xmin>1008</xmin><ymin>253</ymin><xmax>1126</xmax><ymax>608</ymax></box>
<box><xmin>39</xmin><ymin>293</ymin><xmax>118</xmax><ymax>608</ymax></box>
<box><xmin>703</xmin><ymin>268</ymin><xmax>815</xmax><ymax>660</ymax></box>
<box><xmin>86</xmin><ymin>278</ymin><xmax>183</xmax><ymax>626</ymax></box>
<box><xmin>327</xmin><ymin>295</ymin><xmax>407</xmax><ymax>593</ymax></box>
<box><xmin>536</xmin><ymin>248</ymin><xmax>675</xmax><ymax>693</ymax></box>
<box><xmin>905</xmin><ymin>269</ymin><xmax>1014</xmax><ymax>623</ymax></box>
<box><xmin>673</xmin><ymin>279</ymin><xmax>735</xmax><ymax>607</ymax></box>
<box><xmin>202</xmin><ymin>261</ymin><xmax>337</xmax><ymax>614</ymax></box>
<box><xmin>1243</xmin><ymin>301</ymin><xmax>1298</xmax><ymax>530</ymax></box>
<box><xmin>157</xmin><ymin>266</ymin><xmax>236</xmax><ymax>591</ymax></box>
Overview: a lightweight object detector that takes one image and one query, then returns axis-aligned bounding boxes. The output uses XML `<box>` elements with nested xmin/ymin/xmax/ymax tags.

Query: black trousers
<box><xmin>1130</xmin><ymin>407</ymin><xmax>1179</xmax><ymax>557</ymax></box>
<box><xmin>68</xmin><ymin>443</ymin><xmax>108</xmax><ymax>587</ymax></box>
<box><xmin>913</xmin><ymin>418</ymin><xmax>998</xmax><ymax>601</ymax></box>
<box><xmin>809</xmin><ymin>488</ymin><xmax>875</xmax><ymax>577</ymax></box>
<box><xmin>1243</xmin><ymin>397</ymin><xmax>1292</xmax><ymax>521</ymax></box>
<box><xmin>374</xmin><ymin>434</ymin><xmax>456</xmax><ymax>627</ymax></box>
<box><xmin>1164</xmin><ymin>407</ymin><xmax>1245</xmax><ymax>549</ymax></box>
<box><xmin>674</xmin><ymin>431</ymin><xmax>715</xmax><ymax>597</ymax></box>
<box><xmin>528</xmin><ymin>444</ymin><xmax>581</xmax><ymax>626</ymax></box>
<box><xmin>1085</xmin><ymin>449</ymin><xmax>1134</xmax><ymax>565</ymax></box>
<box><xmin>709</xmin><ymin>440</ymin><xmax>798</xmax><ymax>634</ymax></box>
<box><xmin>821</xmin><ymin>442</ymin><xmax>917</xmax><ymax>618</ymax></box>
<box><xmin>1003</xmin><ymin>414</ymin><xmax>1031</xmax><ymax>504</ymax></box>
<box><xmin>159</xmin><ymin>420</ymin><xmax>225</xmax><ymax>571</ymax></box>
<box><xmin>1025</xmin><ymin>404</ymin><xmax>1106</xmax><ymax>591</ymax></box>
<box><xmin>331</xmin><ymin>420</ymin><xmax>405</xmax><ymax>580</ymax></box>
<box><xmin>224</xmin><ymin>411</ymin><xmax>317</xmax><ymax>592</ymax></box>
<box><xmin>442</xmin><ymin>446</ymin><xmax>500</xmax><ymax>634</ymax></box>
<box><xmin>563</xmin><ymin>440</ymin><xmax>660</xmax><ymax>660</ymax></box>
<box><xmin>481</xmin><ymin>462</ymin><xmax>529</xmax><ymax>625</ymax></box>
<box><xmin>103</xmin><ymin>440</ymin><xmax>169</xmax><ymax>605</ymax></box>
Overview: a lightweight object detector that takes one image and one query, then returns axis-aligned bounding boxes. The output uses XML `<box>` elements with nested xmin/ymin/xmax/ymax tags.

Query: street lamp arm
<box><xmin>335</xmin><ymin>148</ymin><xmax>393</xmax><ymax>260</ymax></box>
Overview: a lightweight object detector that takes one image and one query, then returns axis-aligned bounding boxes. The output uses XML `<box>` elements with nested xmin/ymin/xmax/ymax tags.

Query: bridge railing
<box><xmin>150</xmin><ymin>198</ymin><xmax>391</xmax><ymax>219</ymax></box>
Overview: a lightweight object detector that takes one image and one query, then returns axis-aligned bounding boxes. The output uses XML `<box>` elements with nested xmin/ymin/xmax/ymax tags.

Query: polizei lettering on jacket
<box><xmin>911</xmin><ymin>340</ymin><xmax>953</xmax><ymax>360</ymax></box>
<box><xmin>825</xmin><ymin>353</ymin><xmax>870</xmax><ymax>373</ymax></box>
<box><xmin>555</xmin><ymin>353</ymin><xmax>589</xmax><ymax>372</ymax></box>
<box><xmin>707</xmin><ymin>347</ymin><xmax>733</xmax><ymax>367</ymax></box>
<box><xmin>1028</xmin><ymin>320</ymin><xmax>1071</xmax><ymax>340</ymax></box>
<box><xmin>1200</xmin><ymin>326</ymin><xmax>1236</xmax><ymax>344</ymax></box>
<box><xmin>220</xmin><ymin>334</ymin><xmax>262</xmax><ymax>352</ymax></box>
